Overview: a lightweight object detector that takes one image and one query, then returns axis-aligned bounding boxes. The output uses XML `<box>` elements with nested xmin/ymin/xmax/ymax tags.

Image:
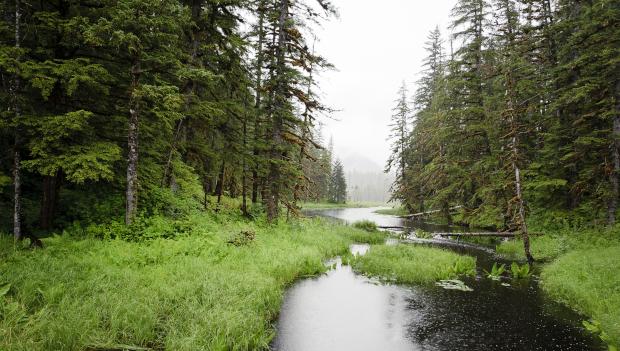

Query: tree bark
<box><xmin>215</xmin><ymin>159</ymin><xmax>226</xmax><ymax>207</ymax></box>
<box><xmin>12</xmin><ymin>0</ymin><xmax>22</xmax><ymax>241</ymax></box>
<box><xmin>126</xmin><ymin>58</ymin><xmax>141</xmax><ymax>225</ymax></box>
<box><xmin>266</xmin><ymin>0</ymin><xmax>289</xmax><ymax>223</ymax></box>
<box><xmin>252</xmin><ymin>0</ymin><xmax>267</xmax><ymax>204</ymax></box>
<box><xmin>39</xmin><ymin>172</ymin><xmax>62</xmax><ymax>230</ymax></box>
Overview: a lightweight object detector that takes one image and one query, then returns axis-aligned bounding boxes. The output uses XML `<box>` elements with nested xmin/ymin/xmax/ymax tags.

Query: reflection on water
<box><xmin>273</xmin><ymin>245</ymin><xmax>419</xmax><ymax>351</ymax></box>
<box><xmin>273</xmin><ymin>207</ymin><xmax>602</xmax><ymax>351</ymax></box>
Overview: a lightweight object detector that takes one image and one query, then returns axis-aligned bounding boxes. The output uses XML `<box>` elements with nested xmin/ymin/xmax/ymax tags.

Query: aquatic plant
<box><xmin>485</xmin><ymin>263</ymin><xmax>506</xmax><ymax>281</ymax></box>
<box><xmin>415</xmin><ymin>229</ymin><xmax>433</xmax><ymax>239</ymax></box>
<box><xmin>435</xmin><ymin>279</ymin><xmax>473</xmax><ymax>292</ymax></box>
<box><xmin>510</xmin><ymin>262</ymin><xmax>531</xmax><ymax>279</ymax></box>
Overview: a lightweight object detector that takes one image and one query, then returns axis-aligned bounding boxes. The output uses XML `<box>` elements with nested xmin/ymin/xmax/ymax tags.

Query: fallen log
<box><xmin>378</xmin><ymin>226</ymin><xmax>406</xmax><ymax>230</ymax></box>
<box><xmin>400</xmin><ymin>206</ymin><xmax>462</xmax><ymax>219</ymax></box>
<box><xmin>436</xmin><ymin>232</ymin><xmax>517</xmax><ymax>237</ymax></box>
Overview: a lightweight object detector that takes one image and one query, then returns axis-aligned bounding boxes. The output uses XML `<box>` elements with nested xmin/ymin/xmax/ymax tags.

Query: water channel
<box><xmin>272</xmin><ymin>207</ymin><xmax>602</xmax><ymax>351</ymax></box>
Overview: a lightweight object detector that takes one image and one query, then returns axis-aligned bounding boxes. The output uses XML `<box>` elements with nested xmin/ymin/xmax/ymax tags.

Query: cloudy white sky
<box><xmin>313</xmin><ymin>1</ymin><xmax>458</xmax><ymax>171</ymax></box>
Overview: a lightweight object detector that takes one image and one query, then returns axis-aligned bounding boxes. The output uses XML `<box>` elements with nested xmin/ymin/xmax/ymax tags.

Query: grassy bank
<box><xmin>349</xmin><ymin>244</ymin><xmax>476</xmax><ymax>284</ymax></box>
<box><xmin>372</xmin><ymin>206</ymin><xmax>408</xmax><ymax>216</ymax></box>
<box><xmin>497</xmin><ymin>228</ymin><xmax>620</xmax><ymax>348</ymax></box>
<box><xmin>0</xmin><ymin>214</ymin><xmax>384</xmax><ymax>351</ymax></box>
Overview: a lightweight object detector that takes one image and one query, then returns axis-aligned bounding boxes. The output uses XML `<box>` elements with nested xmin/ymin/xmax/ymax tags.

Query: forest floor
<box><xmin>0</xmin><ymin>208</ymin><xmax>387</xmax><ymax>351</ymax></box>
<box><xmin>497</xmin><ymin>229</ymin><xmax>620</xmax><ymax>348</ymax></box>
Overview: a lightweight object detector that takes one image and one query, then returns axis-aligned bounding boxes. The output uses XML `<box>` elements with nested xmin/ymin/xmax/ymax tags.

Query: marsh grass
<box><xmin>0</xmin><ymin>215</ymin><xmax>379</xmax><ymax>351</ymax></box>
<box><xmin>541</xmin><ymin>246</ymin><xmax>620</xmax><ymax>349</ymax></box>
<box><xmin>373</xmin><ymin>207</ymin><xmax>408</xmax><ymax>216</ymax></box>
<box><xmin>350</xmin><ymin>244</ymin><xmax>476</xmax><ymax>284</ymax></box>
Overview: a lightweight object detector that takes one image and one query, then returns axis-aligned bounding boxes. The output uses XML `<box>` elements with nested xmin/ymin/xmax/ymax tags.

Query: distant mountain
<box><xmin>338</xmin><ymin>152</ymin><xmax>393</xmax><ymax>203</ymax></box>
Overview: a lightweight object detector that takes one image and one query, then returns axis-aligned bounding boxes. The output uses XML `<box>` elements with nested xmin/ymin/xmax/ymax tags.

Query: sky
<box><xmin>313</xmin><ymin>1</ymin><xmax>458</xmax><ymax>171</ymax></box>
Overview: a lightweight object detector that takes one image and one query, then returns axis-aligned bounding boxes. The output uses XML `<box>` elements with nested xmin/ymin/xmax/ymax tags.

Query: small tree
<box><xmin>328</xmin><ymin>159</ymin><xmax>347</xmax><ymax>204</ymax></box>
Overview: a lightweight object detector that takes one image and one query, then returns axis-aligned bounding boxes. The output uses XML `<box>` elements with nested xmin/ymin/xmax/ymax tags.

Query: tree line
<box><xmin>387</xmin><ymin>0</ymin><xmax>619</xmax><ymax>261</ymax></box>
<box><xmin>0</xmin><ymin>0</ymin><xmax>347</xmax><ymax>239</ymax></box>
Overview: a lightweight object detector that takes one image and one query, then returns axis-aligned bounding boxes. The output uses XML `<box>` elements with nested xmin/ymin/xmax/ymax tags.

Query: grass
<box><xmin>299</xmin><ymin>201</ymin><xmax>383</xmax><ymax>210</ymax></box>
<box><xmin>541</xmin><ymin>246</ymin><xmax>620</xmax><ymax>348</ymax></box>
<box><xmin>0</xmin><ymin>214</ymin><xmax>384</xmax><ymax>351</ymax></box>
<box><xmin>352</xmin><ymin>220</ymin><xmax>378</xmax><ymax>232</ymax></box>
<box><xmin>350</xmin><ymin>244</ymin><xmax>476</xmax><ymax>284</ymax></box>
<box><xmin>373</xmin><ymin>206</ymin><xmax>409</xmax><ymax>216</ymax></box>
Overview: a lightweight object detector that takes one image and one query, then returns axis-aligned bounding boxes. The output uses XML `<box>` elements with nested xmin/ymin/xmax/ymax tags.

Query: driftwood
<box><xmin>378</xmin><ymin>226</ymin><xmax>405</xmax><ymax>230</ymax></box>
<box><xmin>401</xmin><ymin>206</ymin><xmax>462</xmax><ymax>219</ymax></box>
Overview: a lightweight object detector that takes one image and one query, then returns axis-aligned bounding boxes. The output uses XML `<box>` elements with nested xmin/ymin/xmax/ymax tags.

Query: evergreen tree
<box><xmin>328</xmin><ymin>159</ymin><xmax>347</xmax><ymax>204</ymax></box>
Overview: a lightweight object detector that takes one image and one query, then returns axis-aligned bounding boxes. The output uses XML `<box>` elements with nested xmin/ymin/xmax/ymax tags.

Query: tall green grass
<box><xmin>350</xmin><ymin>244</ymin><xmax>476</xmax><ymax>284</ymax></box>
<box><xmin>541</xmin><ymin>246</ymin><xmax>620</xmax><ymax>348</ymax></box>
<box><xmin>0</xmin><ymin>215</ymin><xmax>380</xmax><ymax>351</ymax></box>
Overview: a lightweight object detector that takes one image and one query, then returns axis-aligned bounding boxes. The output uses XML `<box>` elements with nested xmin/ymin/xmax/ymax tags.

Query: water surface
<box><xmin>273</xmin><ymin>207</ymin><xmax>602</xmax><ymax>351</ymax></box>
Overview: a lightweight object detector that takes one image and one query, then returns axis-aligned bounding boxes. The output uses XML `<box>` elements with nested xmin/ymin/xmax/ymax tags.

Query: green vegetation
<box><xmin>510</xmin><ymin>263</ymin><xmax>531</xmax><ymax>279</ymax></box>
<box><xmin>497</xmin><ymin>227</ymin><xmax>620</xmax><ymax>348</ymax></box>
<box><xmin>485</xmin><ymin>263</ymin><xmax>507</xmax><ymax>281</ymax></box>
<box><xmin>350</xmin><ymin>244</ymin><xmax>476</xmax><ymax>284</ymax></box>
<box><xmin>0</xmin><ymin>215</ymin><xmax>380</xmax><ymax>351</ymax></box>
<box><xmin>541</xmin><ymin>246</ymin><xmax>620</xmax><ymax>349</ymax></box>
<box><xmin>373</xmin><ymin>207</ymin><xmax>409</xmax><ymax>216</ymax></box>
<box><xmin>352</xmin><ymin>220</ymin><xmax>378</xmax><ymax>232</ymax></box>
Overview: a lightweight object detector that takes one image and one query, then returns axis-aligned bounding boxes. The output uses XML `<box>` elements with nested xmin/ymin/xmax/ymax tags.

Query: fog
<box><xmin>314</xmin><ymin>1</ymin><xmax>458</xmax><ymax>202</ymax></box>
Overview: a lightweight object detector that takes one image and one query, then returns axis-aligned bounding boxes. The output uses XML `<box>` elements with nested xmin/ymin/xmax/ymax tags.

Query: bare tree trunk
<box><xmin>242</xmin><ymin>108</ymin><xmax>248</xmax><ymax>216</ymax></box>
<box><xmin>12</xmin><ymin>0</ymin><xmax>22</xmax><ymax>241</ymax></box>
<box><xmin>609</xmin><ymin>82</ymin><xmax>620</xmax><ymax>226</ymax></box>
<box><xmin>126</xmin><ymin>59</ymin><xmax>141</xmax><ymax>225</ymax></box>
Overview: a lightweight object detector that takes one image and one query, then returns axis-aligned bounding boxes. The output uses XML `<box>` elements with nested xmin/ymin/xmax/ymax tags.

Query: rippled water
<box><xmin>272</xmin><ymin>207</ymin><xmax>602</xmax><ymax>351</ymax></box>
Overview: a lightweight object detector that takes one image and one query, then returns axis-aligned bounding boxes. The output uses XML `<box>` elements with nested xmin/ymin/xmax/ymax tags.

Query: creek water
<box><xmin>271</xmin><ymin>207</ymin><xmax>603</xmax><ymax>351</ymax></box>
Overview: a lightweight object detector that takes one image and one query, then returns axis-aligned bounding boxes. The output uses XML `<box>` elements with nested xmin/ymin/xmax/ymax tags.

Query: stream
<box><xmin>272</xmin><ymin>207</ymin><xmax>603</xmax><ymax>351</ymax></box>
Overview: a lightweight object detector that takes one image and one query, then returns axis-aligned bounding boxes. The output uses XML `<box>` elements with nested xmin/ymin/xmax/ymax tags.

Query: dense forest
<box><xmin>388</xmin><ymin>0</ymin><xmax>619</xmax><ymax>242</ymax></box>
<box><xmin>0</xmin><ymin>0</ymin><xmax>351</xmax><ymax>238</ymax></box>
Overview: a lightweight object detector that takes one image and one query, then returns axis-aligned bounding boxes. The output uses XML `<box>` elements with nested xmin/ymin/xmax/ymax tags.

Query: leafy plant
<box><xmin>583</xmin><ymin>320</ymin><xmax>618</xmax><ymax>351</ymax></box>
<box><xmin>436</xmin><ymin>279</ymin><xmax>473</xmax><ymax>292</ymax></box>
<box><xmin>510</xmin><ymin>262</ymin><xmax>531</xmax><ymax>279</ymax></box>
<box><xmin>0</xmin><ymin>283</ymin><xmax>10</xmax><ymax>299</ymax></box>
<box><xmin>485</xmin><ymin>262</ymin><xmax>506</xmax><ymax>281</ymax></box>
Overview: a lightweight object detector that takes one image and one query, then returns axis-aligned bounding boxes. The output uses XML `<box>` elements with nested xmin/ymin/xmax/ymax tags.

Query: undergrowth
<box><xmin>0</xmin><ymin>213</ymin><xmax>378</xmax><ymax>351</ymax></box>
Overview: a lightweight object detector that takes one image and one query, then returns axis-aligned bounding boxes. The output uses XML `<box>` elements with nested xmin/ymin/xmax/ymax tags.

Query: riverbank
<box><xmin>497</xmin><ymin>228</ymin><xmax>620</xmax><ymax>348</ymax></box>
<box><xmin>0</xmin><ymin>213</ymin><xmax>385</xmax><ymax>351</ymax></box>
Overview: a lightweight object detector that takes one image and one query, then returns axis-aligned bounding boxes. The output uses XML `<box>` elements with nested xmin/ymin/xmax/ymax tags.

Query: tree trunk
<box><xmin>216</xmin><ymin>159</ymin><xmax>226</xmax><ymax>207</ymax></box>
<box><xmin>126</xmin><ymin>59</ymin><xmax>141</xmax><ymax>225</ymax></box>
<box><xmin>609</xmin><ymin>82</ymin><xmax>620</xmax><ymax>226</ymax></box>
<box><xmin>266</xmin><ymin>0</ymin><xmax>289</xmax><ymax>223</ymax></box>
<box><xmin>252</xmin><ymin>0</ymin><xmax>267</xmax><ymax>204</ymax></box>
<box><xmin>12</xmin><ymin>0</ymin><xmax>22</xmax><ymax>241</ymax></box>
<box><xmin>39</xmin><ymin>172</ymin><xmax>62</xmax><ymax>230</ymax></box>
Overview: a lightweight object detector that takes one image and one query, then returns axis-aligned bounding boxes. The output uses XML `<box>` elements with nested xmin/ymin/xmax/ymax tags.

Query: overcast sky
<box><xmin>313</xmin><ymin>1</ymin><xmax>457</xmax><ymax>170</ymax></box>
